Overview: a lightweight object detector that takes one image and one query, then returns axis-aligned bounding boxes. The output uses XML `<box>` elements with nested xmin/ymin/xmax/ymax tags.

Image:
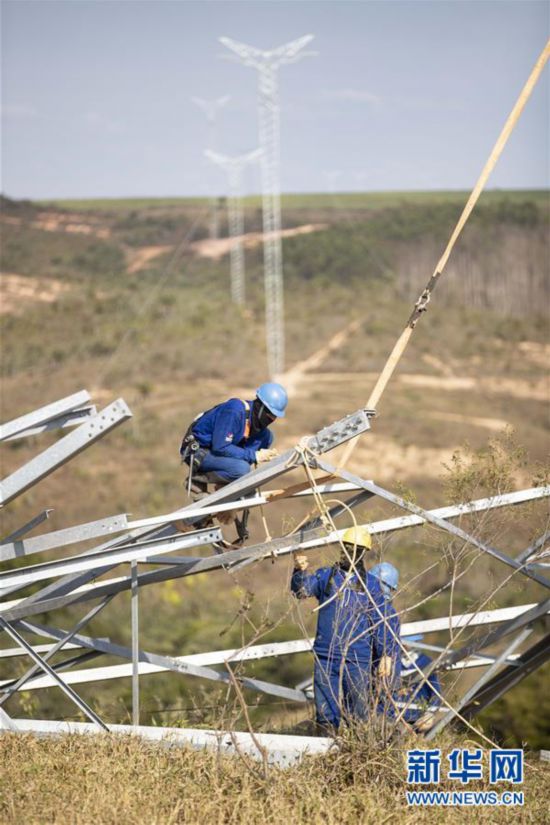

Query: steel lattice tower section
<box><xmin>220</xmin><ymin>35</ymin><xmax>315</xmax><ymax>376</ymax></box>
<box><xmin>205</xmin><ymin>149</ymin><xmax>262</xmax><ymax>305</ymax></box>
<box><xmin>192</xmin><ymin>96</ymin><xmax>230</xmax><ymax>240</ymax></box>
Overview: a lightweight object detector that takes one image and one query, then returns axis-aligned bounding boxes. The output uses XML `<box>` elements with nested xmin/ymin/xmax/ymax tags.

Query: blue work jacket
<box><xmin>400</xmin><ymin>652</ymin><xmax>441</xmax><ymax>722</ymax></box>
<box><xmin>191</xmin><ymin>398</ymin><xmax>273</xmax><ymax>464</ymax></box>
<box><xmin>291</xmin><ymin>565</ymin><xmax>388</xmax><ymax>664</ymax></box>
<box><xmin>371</xmin><ymin>597</ymin><xmax>401</xmax><ymax>669</ymax></box>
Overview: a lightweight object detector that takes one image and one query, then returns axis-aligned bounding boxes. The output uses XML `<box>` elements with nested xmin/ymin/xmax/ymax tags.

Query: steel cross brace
<box><xmin>3</xmin><ymin>604</ymin><xmax>544</xmax><ymax>693</ymax></box>
<box><xmin>0</xmin><ymin>510</ymin><xmax>53</xmax><ymax>545</ymax></box>
<box><xmin>0</xmin><ymin>617</ymin><xmax>108</xmax><ymax>731</ymax></box>
<box><xmin>0</xmin><ymin>391</ymin><xmax>92</xmax><ymax>442</ymax></box>
<box><xmin>7</xmin><ymin>522</ymin><xmax>185</xmax><ymax>614</ymax></box>
<box><xmin>314</xmin><ymin>458</ymin><xmax>550</xmax><ymax>591</ymax></box>
<box><xmin>425</xmin><ymin>627</ymin><xmax>533</xmax><ymax>740</ymax></box>
<box><xmin>15</xmin><ymin>619</ymin><xmax>308</xmax><ymax>705</ymax></box>
<box><xmin>0</xmin><ymin>513</ymin><xmax>129</xmax><ymax>564</ymax></box>
<box><xmin>459</xmin><ymin>633</ymin><xmax>550</xmax><ymax>721</ymax></box>
<box><xmin>441</xmin><ymin>597</ymin><xmax>550</xmax><ymax>669</ymax></box>
<box><xmin>0</xmin><ymin>399</ymin><xmax>132</xmax><ymax>506</ymax></box>
<box><xmin>0</xmin><ymin>526</ymin><xmax>222</xmax><ymax>593</ymax></box>
<box><xmin>404</xmin><ymin>639</ymin><xmax>521</xmax><ymax>670</ymax></box>
<box><xmin>0</xmin><ymin>596</ymin><xmax>113</xmax><ymax>706</ymax></box>
<box><xmin>0</xmin><ymin>493</ymin><xmax>366</xmax><ymax>621</ymax></box>
<box><xmin>516</xmin><ymin>530</ymin><xmax>550</xmax><ymax>565</ymax></box>
<box><xmin>397</xmin><ymin>597</ymin><xmax>550</xmax><ymax>726</ymax></box>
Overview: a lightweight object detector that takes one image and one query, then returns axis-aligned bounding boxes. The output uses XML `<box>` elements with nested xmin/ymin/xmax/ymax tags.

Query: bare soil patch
<box><xmin>0</xmin><ymin>211</ymin><xmax>110</xmax><ymax>239</ymax></box>
<box><xmin>126</xmin><ymin>246</ymin><xmax>172</xmax><ymax>274</ymax></box>
<box><xmin>0</xmin><ymin>273</ymin><xmax>70</xmax><ymax>314</ymax></box>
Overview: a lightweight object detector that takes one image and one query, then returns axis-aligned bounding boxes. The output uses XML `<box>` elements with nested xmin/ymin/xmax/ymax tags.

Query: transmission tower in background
<box><xmin>219</xmin><ymin>35</ymin><xmax>315</xmax><ymax>376</ymax></box>
<box><xmin>205</xmin><ymin>148</ymin><xmax>262</xmax><ymax>306</ymax></box>
<box><xmin>192</xmin><ymin>95</ymin><xmax>230</xmax><ymax>240</ymax></box>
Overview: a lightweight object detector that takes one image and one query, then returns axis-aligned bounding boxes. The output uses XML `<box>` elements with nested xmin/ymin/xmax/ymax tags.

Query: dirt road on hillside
<box><xmin>190</xmin><ymin>223</ymin><xmax>327</xmax><ymax>260</ymax></box>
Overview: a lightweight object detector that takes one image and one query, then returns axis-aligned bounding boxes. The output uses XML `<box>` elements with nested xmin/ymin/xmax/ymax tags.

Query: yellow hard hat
<box><xmin>341</xmin><ymin>525</ymin><xmax>372</xmax><ymax>550</ymax></box>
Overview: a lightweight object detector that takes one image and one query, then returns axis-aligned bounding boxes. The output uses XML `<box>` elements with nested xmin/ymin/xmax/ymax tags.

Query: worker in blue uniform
<box><xmin>398</xmin><ymin>646</ymin><xmax>442</xmax><ymax>733</ymax></box>
<box><xmin>291</xmin><ymin>527</ymin><xmax>393</xmax><ymax>732</ymax></box>
<box><xmin>180</xmin><ymin>382</ymin><xmax>288</xmax><ymax>484</ymax></box>
<box><xmin>369</xmin><ymin>562</ymin><xmax>402</xmax><ymax>720</ymax></box>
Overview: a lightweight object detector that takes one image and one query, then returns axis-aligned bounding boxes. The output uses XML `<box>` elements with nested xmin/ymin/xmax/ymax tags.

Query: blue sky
<box><xmin>2</xmin><ymin>0</ymin><xmax>549</xmax><ymax>199</ymax></box>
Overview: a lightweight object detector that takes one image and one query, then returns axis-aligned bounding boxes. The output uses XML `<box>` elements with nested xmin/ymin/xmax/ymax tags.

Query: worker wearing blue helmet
<box><xmin>180</xmin><ymin>382</ymin><xmax>288</xmax><ymax>483</ymax></box>
<box><xmin>369</xmin><ymin>562</ymin><xmax>402</xmax><ymax>719</ymax></box>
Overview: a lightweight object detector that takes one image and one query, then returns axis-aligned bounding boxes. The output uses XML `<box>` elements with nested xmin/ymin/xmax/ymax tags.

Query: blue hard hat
<box><xmin>370</xmin><ymin>562</ymin><xmax>399</xmax><ymax>597</ymax></box>
<box><xmin>256</xmin><ymin>382</ymin><xmax>288</xmax><ymax>418</ymax></box>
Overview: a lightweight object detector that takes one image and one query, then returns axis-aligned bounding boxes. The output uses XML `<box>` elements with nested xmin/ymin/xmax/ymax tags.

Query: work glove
<box><xmin>256</xmin><ymin>448</ymin><xmax>279</xmax><ymax>464</ymax></box>
<box><xmin>293</xmin><ymin>553</ymin><xmax>309</xmax><ymax>571</ymax></box>
<box><xmin>414</xmin><ymin>711</ymin><xmax>435</xmax><ymax>733</ymax></box>
<box><xmin>378</xmin><ymin>655</ymin><xmax>394</xmax><ymax>680</ymax></box>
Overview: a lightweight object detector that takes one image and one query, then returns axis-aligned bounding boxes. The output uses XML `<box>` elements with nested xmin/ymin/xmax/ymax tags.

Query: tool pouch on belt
<box><xmin>180</xmin><ymin>425</ymin><xmax>207</xmax><ymax>470</ymax></box>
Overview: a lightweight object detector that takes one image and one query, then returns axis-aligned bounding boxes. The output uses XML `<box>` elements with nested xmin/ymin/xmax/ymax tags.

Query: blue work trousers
<box><xmin>314</xmin><ymin>655</ymin><xmax>373</xmax><ymax>731</ymax></box>
<box><xmin>198</xmin><ymin>452</ymin><xmax>252</xmax><ymax>483</ymax></box>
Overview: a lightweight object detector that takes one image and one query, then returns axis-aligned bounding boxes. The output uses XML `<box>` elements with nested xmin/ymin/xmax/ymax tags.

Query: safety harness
<box><xmin>180</xmin><ymin>399</ymin><xmax>252</xmax><ymax>497</ymax></box>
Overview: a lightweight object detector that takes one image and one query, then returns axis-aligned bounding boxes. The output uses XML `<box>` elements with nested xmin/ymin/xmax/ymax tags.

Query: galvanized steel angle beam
<box><xmin>7</xmin><ymin>718</ymin><xmax>334</xmax><ymax>766</ymax></box>
<box><xmin>459</xmin><ymin>633</ymin><xmax>550</xmax><ymax>720</ymax></box>
<box><xmin>3</xmin><ymin>604</ymin><xmax>545</xmax><ymax>693</ymax></box>
<box><xmin>3</xmin><ymin>406</ymin><xmax>98</xmax><ymax>442</ymax></box>
<box><xmin>0</xmin><ymin>642</ymin><xmax>82</xmax><ymax>659</ymax></box>
<box><xmin>0</xmin><ymin>522</ymin><xmax>189</xmax><ymax>614</ymax></box>
<box><xmin>0</xmin><ymin>596</ymin><xmax>113</xmax><ymax>705</ymax></box>
<box><xmin>0</xmin><ymin>509</ymin><xmax>53</xmax><ymax>545</ymax></box>
<box><xmin>0</xmin><ymin>513</ymin><xmax>129</xmax><ymax>563</ymax></box>
<box><xmin>314</xmin><ymin>458</ymin><xmax>550</xmax><ymax>590</ymax></box>
<box><xmin>0</xmin><ymin>526</ymin><xmax>222</xmax><ymax>593</ymax></box>
<box><xmin>127</xmin><ymin>482</ymin><xmax>366</xmax><ymax>533</ymax></box>
<box><xmin>2</xmin><ymin>484</ymin><xmax>546</xmax><ymax>621</ymax></box>
<box><xmin>0</xmin><ymin>617</ymin><xmax>108</xmax><ymax>731</ymax></box>
<box><xmin>0</xmin><ymin>390</ymin><xmax>92</xmax><ymax>442</ymax></box>
<box><xmin>441</xmin><ymin>596</ymin><xmax>550</xmax><ymax>669</ymax></box>
<box><xmin>0</xmin><ymin>398</ymin><xmax>133</xmax><ymax>506</ymax></box>
<box><xmin>16</xmin><ymin>619</ymin><xmax>309</xmax><ymax>704</ymax></box>
<box><xmin>425</xmin><ymin>627</ymin><xmax>533</xmax><ymax>740</ymax></box>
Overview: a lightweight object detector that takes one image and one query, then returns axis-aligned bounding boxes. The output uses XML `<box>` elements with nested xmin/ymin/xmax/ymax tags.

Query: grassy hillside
<box><xmin>0</xmin><ymin>191</ymin><xmax>548</xmax><ymax>752</ymax></box>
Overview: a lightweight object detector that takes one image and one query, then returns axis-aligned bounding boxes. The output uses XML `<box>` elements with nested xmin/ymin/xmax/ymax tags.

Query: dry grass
<box><xmin>0</xmin><ymin>730</ymin><xmax>548</xmax><ymax>824</ymax></box>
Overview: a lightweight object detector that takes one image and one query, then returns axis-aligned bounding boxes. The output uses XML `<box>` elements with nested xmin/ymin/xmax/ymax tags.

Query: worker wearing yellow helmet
<box><xmin>291</xmin><ymin>523</ymin><xmax>390</xmax><ymax>732</ymax></box>
<box><xmin>339</xmin><ymin>525</ymin><xmax>372</xmax><ymax>569</ymax></box>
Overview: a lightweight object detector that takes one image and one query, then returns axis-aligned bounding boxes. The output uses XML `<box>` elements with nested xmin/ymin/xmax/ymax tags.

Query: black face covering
<box><xmin>338</xmin><ymin>544</ymin><xmax>366</xmax><ymax>572</ymax></box>
<box><xmin>250</xmin><ymin>399</ymin><xmax>276</xmax><ymax>435</ymax></box>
